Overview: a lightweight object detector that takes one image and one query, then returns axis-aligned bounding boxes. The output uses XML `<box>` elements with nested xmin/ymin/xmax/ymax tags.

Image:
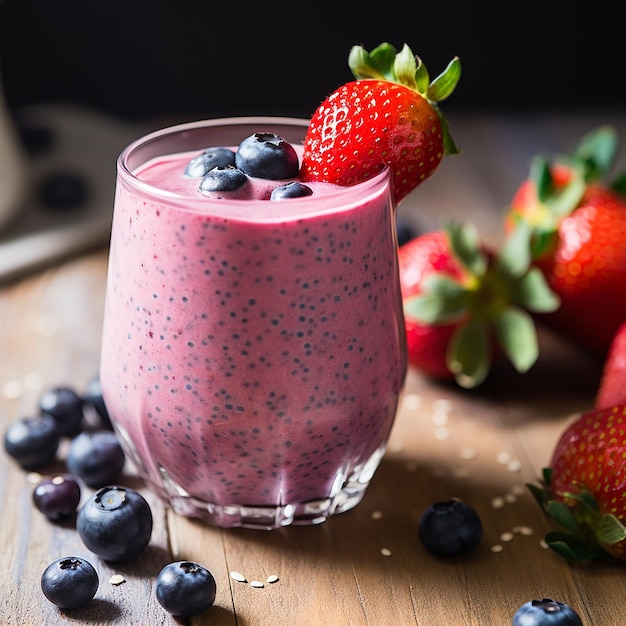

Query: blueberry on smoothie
<box><xmin>66</xmin><ymin>429</ymin><xmax>126</xmax><ymax>488</ymax></box>
<box><xmin>41</xmin><ymin>556</ymin><xmax>99</xmax><ymax>610</ymax></box>
<box><xmin>4</xmin><ymin>414</ymin><xmax>60</xmax><ymax>470</ymax></box>
<box><xmin>155</xmin><ymin>561</ymin><xmax>217</xmax><ymax>617</ymax></box>
<box><xmin>235</xmin><ymin>132</ymin><xmax>299</xmax><ymax>179</ymax></box>
<box><xmin>77</xmin><ymin>485</ymin><xmax>153</xmax><ymax>562</ymax></box>
<box><xmin>184</xmin><ymin>147</ymin><xmax>236</xmax><ymax>177</ymax></box>
<box><xmin>199</xmin><ymin>166</ymin><xmax>248</xmax><ymax>193</ymax></box>
<box><xmin>270</xmin><ymin>181</ymin><xmax>313</xmax><ymax>200</ymax></box>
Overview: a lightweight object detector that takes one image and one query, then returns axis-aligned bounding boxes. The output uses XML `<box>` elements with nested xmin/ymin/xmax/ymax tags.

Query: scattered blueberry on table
<box><xmin>418</xmin><ymin>499</ymin><xmax>483</xmax><ymax>556</ymax></box>
<box><xmin>512</xmin><ymin>598</ymin><xmax>583</xmax><ymax>626</ymax></box>
<box><xmin>76</xmin><ymin>485</ymin><xmax>153</xmax><ymax>562</ymax></box>
<box><xmin>40</xmin><ymin>556</ymin><xmax>99</xmax><ymax>610</ymax></box>
<box><xmin>82</xmin><ymin>375</ymin><xmax>112</xmax><ymax>429</ymax></box>
<box><xmin>156</xmin><ymin>561</ymin><xmax>217</xmax><ymax>617</ymax></box>
<box><xmin>4</xmin><ymin>413</ymin><xmax>60</xmax><ymax>470</ymax></box>
<box><xmin>39</xmin><ymin>385</ymin><xmax>85</xmax><ymax>436</ymax></box>
<box><xmin>33</xmin><ymin>474</ymin><xmax>81</xmax><ymax>522</ymax></box>
<box><xmin>66</xmin><ymin>429</ymin><xmax>125</xmax><ymax>488</ymax></box>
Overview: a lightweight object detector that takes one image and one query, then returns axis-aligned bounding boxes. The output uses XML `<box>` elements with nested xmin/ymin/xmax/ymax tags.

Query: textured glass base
<box><xmin>165</xmin><ymin>482</ymin><xmax>370</xmax><ymax>530</ymax></box>
<box><xmin>119</xmin><ymin>435</ymin><xmax>387</xmax><ymax>529</ymax></box>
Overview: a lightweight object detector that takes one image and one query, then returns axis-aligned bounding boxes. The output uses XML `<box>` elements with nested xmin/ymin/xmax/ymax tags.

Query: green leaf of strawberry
<box><xmin>301</xmin><ymin>42</ymin><xmax>461</xmax><ymax>203</ymax></box>
<box><xmin>527</xmin><ymin>405</ymin><xmax>626</xmax><ymax>562</ymax></box>
<box><xmin>505</xmin><ymin>126</ymin><xmax>626</xmax><ymax>354</ymax></box>
<box><xmin>400</xmin><ymin>219</ymin><xmax>559</xmax><ymax>388</ymax></box>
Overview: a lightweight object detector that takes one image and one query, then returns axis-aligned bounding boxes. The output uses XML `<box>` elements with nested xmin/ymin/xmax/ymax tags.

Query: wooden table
<box><xmin>2</xmin><ymin>112</ymin><xmax>626</xmax><ymax>625</ymax></box>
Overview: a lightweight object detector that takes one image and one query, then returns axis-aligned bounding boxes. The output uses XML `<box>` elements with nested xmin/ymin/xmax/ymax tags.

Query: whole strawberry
<box><xmin>595</xmin><ymin>320</ymin><xmax>626</xmax><ymax>410</ymax></box>
<box><xmin>300</xmin><ymin>42</ymin><xmax>461</xmax><ymax>203</ymax></box>
<box><xmin>505</xmin><ymin>126</ymin><xmax>626</xmax><ymax>354</ymax></box>
<box><xmin>528</xmin><ymin>405</ymin><xmax>626</xmax><ymax>561</ymax></box>
<box><xmin>399</xmin><ymin>220</ymin><xmax>559</xmax><ymax>388</ymax></box>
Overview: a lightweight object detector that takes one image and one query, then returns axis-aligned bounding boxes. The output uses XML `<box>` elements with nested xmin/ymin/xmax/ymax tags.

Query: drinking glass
<box><xmin>100</xmin><ymin>117</ymin><xmax>407</xmax><ymax>529</ymax></box>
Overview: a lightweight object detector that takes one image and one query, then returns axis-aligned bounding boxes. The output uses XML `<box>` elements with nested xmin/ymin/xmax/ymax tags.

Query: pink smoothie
<box><xmin>100</xmin><ymin>123</ymin><xmax>407</xmax><ymax>527</ymax></box>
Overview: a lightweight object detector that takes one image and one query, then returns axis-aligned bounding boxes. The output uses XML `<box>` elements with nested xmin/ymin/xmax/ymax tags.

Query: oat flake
<box><xmin>2</xmin><ymin>380</ymin><xmax>23</xmax><ymax>399</ymax></box>
<box><xmin>497</xmin><ymin>451</ymin><xmax>511</xmax><ymax>464</ymax></box>
<box><xmin>432</xmin><ymin>398</ymin><xmax>453</xmax><ymax>414</ymax></box>
<box><xmin>380</xmin><ymin>548</ymin><xmax>392</xmax><ymax>557</ymax></box>
<box><xmin>250</xmin><ymin>580</ymin><xmax>265</xmax><ymax>588</ymax></box>
<box><xmin>491</xmin><ymin>545</ymin><xmax>504</xmax><ymax>553</ymax></box>
<box><xmin>402</xmin><ymin>394</ymin><xmax>423</xmax><ymax>411</ymax></box>
<box><xmin>507</xmin><ymin>459</ymin><xmax>522</xmax><ymax>472</ymax></box>
<box><xmin>110</xmin><ymin>575</ymin><xmax>126</xmax><ymax>586</ymax></box>
<box><xmin>230</xmin><ymin>571</ymin><xmax>247</xmax><ymax>583</ymax></box>
<box><xmin>434</xmin><ymin>427</ymin><xmax>449</xmax><ymax>440</ymax></box>
<box><xmin>266</xmin><ymin>575</ymin><xmax>279</xmax><ymax>584</ymax></box>
<box><xmin>460</xmin><ymin>447</ymin><xmax>477</xmax><ymax>460</ymax></box>
<box><xmin>452</xmin><ymin>467</ymin><xmax>471</xmax><ymax>479</ymax></box>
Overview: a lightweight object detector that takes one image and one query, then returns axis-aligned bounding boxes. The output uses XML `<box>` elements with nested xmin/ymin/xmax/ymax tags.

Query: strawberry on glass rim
<box><xmin>300</xmin><ymin>42</ymin><xmax>461</xmax><ymax>203</ymax></box>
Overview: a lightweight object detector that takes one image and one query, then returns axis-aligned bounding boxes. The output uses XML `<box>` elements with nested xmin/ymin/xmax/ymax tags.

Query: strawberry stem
<box><xmin>348</xmin><ymin>42</ymin><xmax>461</xmax><ymax>156</ymax></box>
<box><xmin>404</xmin><ymin>219</ymin><xmax>559</xmax><ymax>388</ymax></box>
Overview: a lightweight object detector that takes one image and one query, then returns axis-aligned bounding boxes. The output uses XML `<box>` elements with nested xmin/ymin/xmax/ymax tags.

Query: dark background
<box><xmin>1</xmin><ymin>1</ymin><xmax>626</xmax><ymax>122</ymax></box>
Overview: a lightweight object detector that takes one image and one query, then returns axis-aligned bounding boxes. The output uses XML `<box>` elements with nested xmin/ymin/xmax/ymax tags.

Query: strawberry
<box><xmin>527</xmin><ymin>405</ymin><xmax>626</xmax><ymax>561</ymax></box>
<box><xmin>595</xmin><ymin>320</ymin><xmax>626</xmax><ymax>410</ymax></box>
<box><xmin>398</xmin><ymin>220</ymin><xmax>559</xmax><ymax>388</ymax></box>
<box><xmin>505</xmin><ymin>126</ymin><xmax>626</xmax><ymax>354</ymax></box>
<box><xmin>300</xmin><ymin>42</ymin><xmax>461</xmax><ymax>203</ymax></box>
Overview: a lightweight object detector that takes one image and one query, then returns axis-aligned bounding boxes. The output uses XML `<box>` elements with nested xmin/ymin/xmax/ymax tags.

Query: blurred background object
<box><xmin>0</xmin><ymin>1</ymin><xmax>625</xmax><ymax>281</ymax></box>
<box><xmin>0</xmin><ymin>70</ymin><xmax>25</xmax><ymax>230</ymax></box>
<box><xmin>3</xmin><ymin>1</ymin><xmax>625</xmax><ymax>120</ymax></box>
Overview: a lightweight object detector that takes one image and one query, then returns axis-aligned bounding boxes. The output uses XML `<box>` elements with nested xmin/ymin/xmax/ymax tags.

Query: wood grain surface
<box><xmin>1</xmin><ymin>112</ymin><xmax>626</xmax><ymax>625</ymax></box>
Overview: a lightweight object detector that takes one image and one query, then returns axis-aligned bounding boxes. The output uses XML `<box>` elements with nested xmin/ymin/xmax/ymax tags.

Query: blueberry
<box><xmin>235</xmin><ymin>133</ymin><xmax>299</xmax><ymax>179</ymax></box>
<box><xmin>76</xmin><ymin>485</ymin><xmax>152</xmax><ymax>562</ymax></box>
<box><xmin>155</xmin><ymin>561</ymin><xmax>217</xmax><ymax>617</ymax></box>
<box><xmin>270</xmin><ymin>181</ymin><xmax>313</xmax><ymax>201</ymax></box>
<box><xmin>39</xmin><ymin>385</ymin><xmax>84</xmax><ymax>436</ymax></box>
<box><xmin>33</xmin><ymin>474</ymin><xmax>81</xmax><ymax>521</ymax></box>
<box><xmin>513</xmin><ymin>599</ymin><xmax>583</xmax><ymax>626</ymax></box>
<box><xmin>41</xmin><ymin>556</ymin><xmax>99</xmax><ymax>610</ymax></box>
<box><xmin>184</xmin><ymin>147</ymin><xmax>236</xmax><ymax>177</ymax></box>
<box><xmin>82</xmin><ymin>376</ymin><xmax>112</xmax><ymax>429</ymax></box>
<box><xmin>199</xmin><ymin>166</ymin><xmax>248</xmax><ymax>193</ymax></box>
<box><xmin>66</xmin><ymin>430</ymin><xmax>125</xmax><ymax>488</ymax></box>
<box><xmin>4</xmin><ymin>414</ymin><xmax>60</xmax><ymax>470</ymax></box>
<box><xmin>418</xmin><ymin>499</ymin><xmax>483</xmax><ymax>556</ymax></box>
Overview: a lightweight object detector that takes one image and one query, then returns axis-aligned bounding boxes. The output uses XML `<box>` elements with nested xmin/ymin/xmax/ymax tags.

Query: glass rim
<box><xmin>116</xmin><ymin>116</ymin><xmax>391</xmax><ymax>218</ymax></box>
